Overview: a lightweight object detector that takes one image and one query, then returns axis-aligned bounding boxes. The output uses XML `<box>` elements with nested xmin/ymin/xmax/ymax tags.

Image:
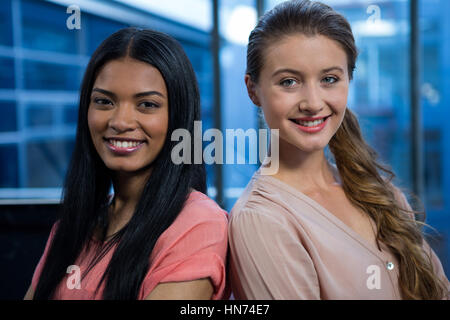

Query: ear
<box><xmin>244</xmin><ymin>74</ymin><xmax>261</xmax><ymax>107</ymax></box>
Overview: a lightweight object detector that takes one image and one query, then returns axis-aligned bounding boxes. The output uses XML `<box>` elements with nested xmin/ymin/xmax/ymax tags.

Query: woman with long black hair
<box><xmin>24</xmin><ymin>27</ymin><xmax>228</xmax><ymax>300</ymax></box>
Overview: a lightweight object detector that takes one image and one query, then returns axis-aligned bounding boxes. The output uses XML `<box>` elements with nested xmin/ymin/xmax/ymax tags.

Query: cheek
<box><xmin>328</xmin><ymin>85</ymin><xmax>349</xmax><ymax>113</ymax></box>
<box><xmin>87</xmin><ymin>108</ymin><xmax>104</xmax><ymax>136</ymax></box>
<box><xmin>87</xmin><ymin>108</ymin><xmax>109</xmax><ymax>153</ymax></box>
<box><xmin>261</xmin><ymin>91</ymin><xmax>293</xmax><ymax>128</ymax></box>
<box><xmin>143</xmin><ymin>113</ymin><xmax>169</xmax><ymax>141</ymax></box>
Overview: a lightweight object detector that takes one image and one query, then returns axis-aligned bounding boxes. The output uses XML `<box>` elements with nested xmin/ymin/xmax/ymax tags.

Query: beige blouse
<box><xmin>228</xmin><ymin>168</ymin><xmax>450</xmax><ymax>300</ymax></box>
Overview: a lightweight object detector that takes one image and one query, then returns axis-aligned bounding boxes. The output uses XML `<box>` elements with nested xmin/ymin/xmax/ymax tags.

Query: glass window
<box><xmin>63</xmin><ymin>104</ymin><xmax>78</xmax><ymax>125</ymax></box>
<box><xmin>0</xmin><ymin>144</ymin><xmax>18</xmax><ymax>188</ymax></box>
<box><xmin>181</xmin><ymin>41</ymin><xmax>216</xmax><ymax>194</ymax></box>
<box><xmin>21</xmin><ymin>0</ymin><xmax>80</xmax><ymax>54</ymax></box>
<box><xmin>26</xmin><ymin>104</ymin><xmax>53</xmax><ymax>128</ymax></box>
<box><xmin>0</xmin><ymin>57</ymin><xmax>15</xmax><ymax>89</ymax></box>
<box><xmin>420</xmin><ymin>0</ymin><xmax>449</xmax><ymax>276</ymax></box>
<box><xmin>0</xmin><ymin>102</ymin><xmax>17</xmax><ymax>132</ymax></box>
<box><xmin>23</xmin><ymin>60</ymin><xmax>82</xmax><ymax>91</ymax></box>
<box><xmin>0</xmin><ymin>0</ymin><xmax>13</xmax><ymax>46</ymax></box>
<box><xmin>116</xmin><ymin>0</ymin><xmax>212</xmax><ymax>31</ymax></box>
<box><xmin>85</xmin><ymin>14</ymin><xmax>128</xmax><ymax>56</ymax></box>
<box><xmin>1</xmin><ymin>0</ymin><xmax>213</xmax><ymax>201</ymax></box>
<box><xmin>25</xmin><ymin>139</ymin><xmax>74</xmax><ymax>188</ymax></box>
<box><xmin>220</xmin><ymin>0</ymin><xmax>259</xmax><ymax>210</ymax></box>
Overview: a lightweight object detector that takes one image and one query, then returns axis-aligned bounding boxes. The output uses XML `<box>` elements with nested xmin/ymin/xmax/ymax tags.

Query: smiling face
<box><xmin>88</xmin><ymin>57</ymin><xmax>169</xmax><ymax>174</ymax></box>
<box><xmin>246</xmin><ymin>33</ymin><xmax>349</xmax><ymax>154</ymax></box>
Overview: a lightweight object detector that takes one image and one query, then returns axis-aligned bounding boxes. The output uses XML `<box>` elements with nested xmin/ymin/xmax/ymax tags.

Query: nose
<box><xmin>299</xmin><ymin>83</ymin><xmax>324</xmax><ymax>114</ymax></box>
<box><xmin>108</xmin><ymin>103</ymin><xmax>137</xmax><ymax>133</ymax></box>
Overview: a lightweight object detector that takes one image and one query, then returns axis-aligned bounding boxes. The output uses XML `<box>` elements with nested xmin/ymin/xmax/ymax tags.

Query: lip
<box><xmin>295</xmin><ymin>115</ymin><xmax>330</xmax><ymax>121</ymax></box>
<box><xmin>104</xmin><ymin>137</ymin><xmax>145</xmax><ymax>155</ymax></box>
<box><xmin>290</xmin><ymin>115</ymin><xmax>331</xmax><ymax>133</ymax></box>
<box><xmin>104</xmin><ymin>136</ymin><xmax>146</xmax><ymax>142</ymax></box>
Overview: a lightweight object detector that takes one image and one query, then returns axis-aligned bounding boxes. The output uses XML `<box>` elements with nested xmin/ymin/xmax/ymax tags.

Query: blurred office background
<box><xmin>0</xmin><ymin>0</ymin><xmax>448</xmax><ymax>299</ymax></box>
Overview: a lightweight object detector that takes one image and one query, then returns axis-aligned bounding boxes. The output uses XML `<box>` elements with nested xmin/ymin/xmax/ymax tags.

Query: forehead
<box><xmin>93</xmin><ymin>57</ymin><xmax>167</xmax><ymax>93</ymax></box>
<box><xmin>261</xmin><ymin>34</ymin><xmax>348</xmax><ymax>76</ymax></box>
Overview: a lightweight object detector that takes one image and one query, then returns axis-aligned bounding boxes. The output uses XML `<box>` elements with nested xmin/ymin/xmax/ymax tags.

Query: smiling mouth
<box><xmin>103</xmin><ymin>138</ymin><xmax>146</xmax><ymax>154</ymax></box>
<box><xmin>107</xmin><ymin>139</ymin><xmax>144</xmax><ymax>148</ymax></box>
<box><xmin>290</xmin><ymin>115</ymin><xmax>332</xmax><ymax>127</ymax></box>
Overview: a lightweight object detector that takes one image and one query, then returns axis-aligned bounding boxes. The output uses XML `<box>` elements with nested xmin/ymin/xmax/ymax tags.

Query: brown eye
<box><xmin>94</xmin><ymin>98</ymin><xmax>113</xmax><ymax>105</ymax></box>
<box><xmin>139</xmin><ymin>101</ymin><xmax>160</xmax><ymax>109</ymax></box>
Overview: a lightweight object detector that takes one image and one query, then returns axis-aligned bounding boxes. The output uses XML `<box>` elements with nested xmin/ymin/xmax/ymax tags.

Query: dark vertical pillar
<box><xmin>212</xmin><ymin>0</ymin><xmax>223</xmax><ymax>207</ymax></box>
<box><xmin>255</xmin><ymin>0</ymin><xmax>265</xmax><ymax>133</ymax></box>
<box><xmin>410</xmin><ymin>0</ymin><xmax>424</xmax><ymax>207</ymax></box>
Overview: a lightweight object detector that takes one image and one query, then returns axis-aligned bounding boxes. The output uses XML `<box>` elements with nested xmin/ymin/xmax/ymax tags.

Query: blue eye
<box><xmin>280</xmin><ymin>79</ymin><xmax>297</xmax><ymax>87</ymax></box>
<box><xmin>323</xmin><ymin>76</ymin><xmax>338</xmax><ymax>84</ymax></box>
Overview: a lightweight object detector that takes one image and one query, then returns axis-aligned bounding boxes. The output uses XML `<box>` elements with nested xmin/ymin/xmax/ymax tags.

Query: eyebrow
<box><xmin>91</xmin><ymin>88</ymin><xmax>165</xmax><ymax>99</ymax></box>
<box><xmin>272</xmin><ymin>66</ymin><xmax>345</xmax><ymax>78</ymax></box>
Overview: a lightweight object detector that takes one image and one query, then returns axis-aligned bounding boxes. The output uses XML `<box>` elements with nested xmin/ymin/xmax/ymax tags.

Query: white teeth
<box><xmin>297</xmin><ymin>119</ymin><xmax>325</xmax><ymax>127</ymax></box>
<box><xmin>109</xmin><ymin>140</ymin><xmax>142</xmax><ymax>148</ymax></box>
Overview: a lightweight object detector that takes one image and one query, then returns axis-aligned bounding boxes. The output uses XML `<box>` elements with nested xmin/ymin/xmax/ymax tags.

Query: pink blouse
<box><xmin>229</xmin><ymin>168</ymin><xmax>450</xmax><ymax>299</ymax></box>
<box><xmin>31</xmin><ymin>190</ymin><xmax>229</xmax><ymax>299</ymax></box>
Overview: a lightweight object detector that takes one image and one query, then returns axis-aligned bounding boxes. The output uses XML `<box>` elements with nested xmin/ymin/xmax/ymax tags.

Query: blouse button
<box><xmin>386</xmin><ymin>262</ymin><xmax>395</xmax><ymax>270</ymax></box>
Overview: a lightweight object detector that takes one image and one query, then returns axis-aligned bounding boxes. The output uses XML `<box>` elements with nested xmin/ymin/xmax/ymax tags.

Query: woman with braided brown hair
<box><xmin>229</xmin><ymin>0</ymin><xmax>449</xmax><ymax>299</ymax></box>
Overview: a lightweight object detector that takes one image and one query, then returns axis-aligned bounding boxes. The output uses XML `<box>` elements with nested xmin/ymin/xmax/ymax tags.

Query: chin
<box><xmin>296</xmin><ymin>143</ymin><xmax>327</xmax><ymax>153</ymax></box>
<box><xmin>283</xmin><ymin>134</ymin><xmax>329</xmax><ymax>154</ymax></box>
<box><xmin>103</xmin><ymin>161</ymin><xmax>145</xmax><ymax>173</ymax></box>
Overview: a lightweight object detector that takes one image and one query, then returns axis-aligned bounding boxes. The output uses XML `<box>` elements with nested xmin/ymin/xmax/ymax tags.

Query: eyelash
<box><xmin>279</xmin><ymin>76</ymin><xmax>340</xmax><ymax>87</ymax></box>
<box><xmin>92</xmin><ymin>98</ymin><xmax>159</xmax><ymax>109</ymax></box>
<box><xmin>322</xmin><ymin>76</ymin><xmax>339</xmax><ymax>85</ymax></box>
<box><xmin>280</xmin><ymin>79</ymin><xmax>297</xmax><ymax>87</ymax></box>
<box><xmin>138</xmin><ymin>101</ymin><xmax>159</xmax><ymax>109</ymax></box>
<box><xmin>93</xmin><ymin>98</ymin><xmax>112</xmax><ymax>105</ymax></box>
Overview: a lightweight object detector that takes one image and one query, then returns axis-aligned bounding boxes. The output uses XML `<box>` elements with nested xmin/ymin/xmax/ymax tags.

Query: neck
<box><xmin>111</xmin><ymin>167</ymin><xmax>153</xmax><ymax>220</ymax></box>
<box><xmin>273</xmin><ymin>139</ymin><xmax>337</xmax><ymax>192</ymax></box>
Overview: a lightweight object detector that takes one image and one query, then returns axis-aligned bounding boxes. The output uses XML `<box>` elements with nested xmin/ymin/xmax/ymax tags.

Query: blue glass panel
<box><xmin>85</xmin><ymin>14</ymin><xmax>128</xmax><ymax>55</ymax></box>
<box><xmin>26</xmin><ymin>105</ymin><xmax>53</xmax><ymax>128</ymax></box>
<box><xmin>63</xmin><ymin>104</ymin><xmax>78</xmax><ymax>125</ymax></box>
<box><xmin>23</xmin><ymin>60</ymin><xmax>81</xmax><ymax>91</ymax></box>
<box><xmin>0</xmin><ymin>101</ymin><xmax>17</xmax><ymax>132</ymax></box>
<box><xmin>26</xmin><ymin>139</ymin><xmax>74</xmax><ymax>188</ymax></box>
<box><xmin>0</xmin><ymin>0</ymin><xmax>13</xmax><ymax>46</ymax></box>
<box><xmin>0</xmin><ymin>57</ymin><xmax>15</xmax><ymax>89</ymax></box>
<box><xmin>0</xmin><ymin>144</ymin><xmax>18</xmax><ymax>187</ymax></box>
<box><xmin>21</xmin><ymin>0</ymin><xmax>80</xmax><ymax>54</ymax></box>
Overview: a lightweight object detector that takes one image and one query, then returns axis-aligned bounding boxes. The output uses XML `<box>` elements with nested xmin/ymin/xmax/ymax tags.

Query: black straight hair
<box><xmin>33</xmin><ymin>27</ymin><xmax>206</xmax><ymax>299</ymax></box>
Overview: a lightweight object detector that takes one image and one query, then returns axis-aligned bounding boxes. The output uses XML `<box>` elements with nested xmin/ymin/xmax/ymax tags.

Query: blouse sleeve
<box><xmin>140</xmin><ymin>199</ymin><xmax>228</xmax><ymax>300</ymax></box>
<box><xmin>393</xmin><ymin>187</ymin><xmax>450</xmax><ymax>297</ymax></box>
<box><xmin>229</xmin><ymin>209</ymin><xmax>320</xmax><ymax>300</ymax></box>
